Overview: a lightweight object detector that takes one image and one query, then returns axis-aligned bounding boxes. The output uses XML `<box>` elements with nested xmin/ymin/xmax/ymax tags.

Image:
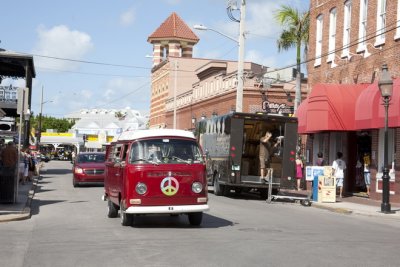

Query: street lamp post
<box><xmin>24</xmin><ymin>109</ymin><xmax>31</xmax><ymax>148</ymax></box>
<box><xmin>193</xmin><ymin>0</ymin><xmax>246</xmax><ymax>112</ymax></box>
<box><xmin>378</xmin><ymin>63</ymin><xmax>393</xmax><ymax>214</ymax></box>
<box><xmin>37</xmin><ymin>86</ymin><xmax>53</xmax><ymax>150</ymax></box>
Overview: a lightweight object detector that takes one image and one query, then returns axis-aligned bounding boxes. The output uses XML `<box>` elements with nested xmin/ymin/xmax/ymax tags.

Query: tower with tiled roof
<box><xmin>147</xmin><ymin>12</ymin><xmax>199</xmax><ymax>66</ymax></box>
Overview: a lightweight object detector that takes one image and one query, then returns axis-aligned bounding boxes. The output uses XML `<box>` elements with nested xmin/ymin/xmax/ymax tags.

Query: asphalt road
<box><xmin>1</xmin><ymin>160</ymin><xmax>399</xmax><ymax>267</ymax></box>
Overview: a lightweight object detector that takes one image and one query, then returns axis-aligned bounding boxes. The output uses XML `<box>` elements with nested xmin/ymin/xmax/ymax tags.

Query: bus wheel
<box><xmin>107</xmin><ymin>199</ymin><xmax>118</xmax><ymax>218</ymax></box>
<box><xmin>120</xmin><ymin>201</ymin><xmax>134</xmax><ymax>226</ymax></box>
<box><xmin>213</xmin><ymin>175</ymin><xmax>224</xmax><ymax>196</ymax></box>
<box><xmin>188</xmin><ymin>212</ymin><xmax>203</xmax><ymax>226</ymax></box>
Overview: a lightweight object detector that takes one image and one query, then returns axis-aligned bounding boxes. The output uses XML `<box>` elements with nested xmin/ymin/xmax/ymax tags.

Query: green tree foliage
<box><xmin>275</xmin><ymin>5</ymin><xmax>309</xmax><ymax>111</ymax></box>
<box><xmin>30</xmin><ymin>115</ymin><xmax>75</xmax><ymax>133</ymax></box>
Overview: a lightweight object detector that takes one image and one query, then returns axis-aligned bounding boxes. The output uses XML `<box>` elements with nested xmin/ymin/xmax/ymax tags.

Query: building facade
<box><xmin>303</xmin><ymin>0</ymin><xmax>400</xmax><ymax>202</ymax></box>
<box><xmin>147</xmin><ymin>13</ymin><xmax>307</xmax><ymax>131</ymax></box>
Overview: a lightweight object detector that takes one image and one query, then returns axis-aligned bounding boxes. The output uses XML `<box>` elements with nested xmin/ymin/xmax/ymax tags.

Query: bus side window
<box><xmin>122</xmin><ymin>144</ymin><xmax>129</xmax><ymax>161</ymax></box>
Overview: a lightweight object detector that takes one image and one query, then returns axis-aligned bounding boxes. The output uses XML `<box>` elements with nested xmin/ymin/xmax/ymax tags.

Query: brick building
<box><xmin>300</xmin><ymin>0</ymin><xmax>400</xmax><ymax>203</ymax></box>
<box><xmin>147</xmin><ymin>13</ymin><xmax>307</xmax><ymax>131</ymax></box>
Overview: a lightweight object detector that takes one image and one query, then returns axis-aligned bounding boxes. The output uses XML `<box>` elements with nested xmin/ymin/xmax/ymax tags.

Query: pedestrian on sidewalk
<box><xmin>315</xmin><ymin>152</ymin><xmax>325</xmax><ymax>166</ymax></box>
<box><xmin>332</xmin><ymin>152</ymin><xmax>346</xmax><ymax>198</ymax></box>
<box><xmin>363</xmin><ymin>153</ymin><xmax>371</xmax><ymax>197</ymax></box>
<box><xmin>295</xmin><ymin>154</ymin><xmax>303</xmax><ymax>190</ymax></box>
<box><xmin>1</xmin><ymin>141</ymin><xmax>18</xmax><ymax>178</ymax></box>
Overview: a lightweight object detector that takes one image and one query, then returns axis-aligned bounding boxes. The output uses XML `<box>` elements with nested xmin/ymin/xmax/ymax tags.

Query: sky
<box><xmin>0</xmin><ymin>0</ymin><xmax>307</xmax><ymax>118</ymax></box>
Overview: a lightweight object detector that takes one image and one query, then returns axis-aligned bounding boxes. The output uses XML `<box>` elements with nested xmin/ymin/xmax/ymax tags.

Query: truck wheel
<box><xmin>300</xmin><ymin>199</ymin><xmax>312</xmax><ymax>207</ymax></box>
<box><xmin>107</xmin><ymin>199</ymin><xmax>118</xmax><ymax>218</ymax></box>
<box><xmin>213</xmin><ymin>175</ymin><xmax>224</xmax><ymax>196</ymax></box>
<box><xmin>222</xmin><ymin>185</ymin><xmax>231</xmax><ymax>197</ymax></box>
<box><xmin>120</xmin><ymin>200</ymin><xmax>134</xmax><ymax>226</ymax></box>
<box><xmin>272</xmin><ymin>188</ymin><xmax>279</xmax><ymax>195</ymax></box>
<box><xmin>234</xmin><ymin>187</ymin><xmax>242</xmax><ymax>196</ymax></box>
<box><xmin>259</xmin><ymin>189</ymin><xmax>268</xmax><ymax>199</ymax></box>
<box><xmin>188</xmin><ymin>212</ymin><xmax>203</xmax><ymax>226</ymax></box>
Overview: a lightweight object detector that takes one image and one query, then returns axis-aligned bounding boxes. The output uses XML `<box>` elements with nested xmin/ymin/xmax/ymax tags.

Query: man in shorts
<box><xmin>332</xmin><ymin>152</ymin><xmax>346</xmax><ymax>198</ymax></box>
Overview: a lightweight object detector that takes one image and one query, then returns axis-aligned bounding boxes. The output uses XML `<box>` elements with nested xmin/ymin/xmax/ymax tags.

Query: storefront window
<box><xmin>377</xmin><ymin>128</ymin><xmax>395</xmax><ymax>173</ymax></box>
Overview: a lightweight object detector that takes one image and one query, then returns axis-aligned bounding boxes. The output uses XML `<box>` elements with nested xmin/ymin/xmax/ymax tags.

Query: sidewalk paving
<box><xmin>276</xmin><ymin>189</ymin><xmax>400</xmax><ymax>219</ymax></box>
<box><xmin>0</xmin><ymin>176</ymin><xmax>38</xmax><ymax>223</ymax></box>
<box><xmin>1</xmin><ymin>178</ymin><xmax>399</xmax><ymax>223</ymax></box>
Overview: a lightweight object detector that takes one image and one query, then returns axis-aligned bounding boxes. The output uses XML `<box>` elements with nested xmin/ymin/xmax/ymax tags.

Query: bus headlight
<box><xmin>192</xmin><ymin>182</ymin><xmax>203</xmax><ymax>193</ymax></box>
<box><xmin>136</xmin><ymin>182</ymin><xmax>147</xmax><ymax>195</ymax></box>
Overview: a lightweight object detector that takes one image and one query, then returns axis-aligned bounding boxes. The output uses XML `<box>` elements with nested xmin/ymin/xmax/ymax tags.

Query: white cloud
<box><xmin>246</xmin><ymin>2</ymin><xmax>281</xmax><ymax>39</ymax></box>
<box><xmin>120</xmin><ymin>8</ymin><xmax>136</xmax><ymax>26</ymax></box>
<box><xmin>101</xmin><ymin>78</ymin><xmax>150</xmax><ymax>110</ymax></box>
<box><xmin>246</xmin><ymin>50</ymin><xmax>276</xmax><ymax>68</ymax></box>
<box><xmin>162</xmin><ymin>0</ymin><xmax>181</xmax><ymax>5</ymax></box>
<box><xmin>32</xmin><ymin>25</ymin><xmax>94</xmax><ymax>71</ymax></box>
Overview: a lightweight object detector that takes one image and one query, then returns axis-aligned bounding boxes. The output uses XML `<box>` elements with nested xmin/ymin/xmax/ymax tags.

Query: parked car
<box><xmin>72</xmin><ymin>152</ymin><xmax>106</xmax><ymax>187</ymax></box>
<box><xmin>38</xmin><ymin>154</ymin><xmax>50</xmax><ymax>163</ymax></box>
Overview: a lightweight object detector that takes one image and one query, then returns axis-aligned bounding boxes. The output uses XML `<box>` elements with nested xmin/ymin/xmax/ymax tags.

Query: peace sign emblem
<box><xmin>160</xmin><ymin>176</ymin><xmax>179</xmax><ymax>196</ymax></box>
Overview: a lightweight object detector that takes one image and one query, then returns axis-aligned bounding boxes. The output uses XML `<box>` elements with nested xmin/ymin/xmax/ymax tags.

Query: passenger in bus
<box><xmin>259</xmin><ymin>131</ymin><xmax>280</xmax><ymax>182</ymax></box>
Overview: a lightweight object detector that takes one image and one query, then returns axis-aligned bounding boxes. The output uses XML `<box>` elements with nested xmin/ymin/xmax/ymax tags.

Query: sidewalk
<box><xmin>0</xmin><ymin>176</ymin><xmax>38</xmax><ymax>223</ymax></box>
<box><xmin>276</xmin><ymin>189</ymin><xmax>400</xmax><ymax>219</ymax></box>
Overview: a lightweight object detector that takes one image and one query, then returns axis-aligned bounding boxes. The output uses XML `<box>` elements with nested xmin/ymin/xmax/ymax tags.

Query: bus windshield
<box><xmin>129</xmin><ymin>138</ymin><xmax>204</xmax><ymax>164</ymax></box>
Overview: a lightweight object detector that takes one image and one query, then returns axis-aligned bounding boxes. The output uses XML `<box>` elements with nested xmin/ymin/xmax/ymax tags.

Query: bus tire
<box><xmin>107</xmin><ymin>199</ymin><xmax>118</xmax><ymax>218</ymax></box>
<box><xmin>120</xmin><ymin>200</ymin><xmax>134</xmax><ymax>226</ymax></box>
<box><xmin>188</xmin><ymin>212</ymin><xmax>203</xmax><ymax>226</ymax></box>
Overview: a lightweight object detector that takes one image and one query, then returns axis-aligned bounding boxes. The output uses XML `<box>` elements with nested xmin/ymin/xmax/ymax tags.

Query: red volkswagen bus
<box><xmin>103</xmin><ymin>129</ymin><xmax>209</xmax><ymax>226</ymax></box>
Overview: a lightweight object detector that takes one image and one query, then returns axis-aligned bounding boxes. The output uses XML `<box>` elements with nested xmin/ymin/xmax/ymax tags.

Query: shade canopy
<box><xmin>355</xmin><ymin>78</ymin><xmax>400</xmax><ymax>129</ymax></box>
<box><xmin>297</xmin><ymin>83</ymin><xmax>368</xmax><ymax>134</ymax></box>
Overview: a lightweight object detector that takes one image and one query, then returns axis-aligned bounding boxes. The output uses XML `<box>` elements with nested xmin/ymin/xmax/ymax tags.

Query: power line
<box><xmin>37</xmin><ymin>67</ymin><xmax>150</xmax><ymax>78</ymax></box>
<box><xmin>94</xmin><ymin>80</ymin><xmax>152</xmax><ymax>109</ymax></box>
<box><xmin>253</xmin><ymin>21</ymin><xmax>400</xmax><ymax>77</ymax></box>
<box><xmin>12</xmin><ymin>50</ymin><xmax>152</xmax><ymax>70</ymax></box>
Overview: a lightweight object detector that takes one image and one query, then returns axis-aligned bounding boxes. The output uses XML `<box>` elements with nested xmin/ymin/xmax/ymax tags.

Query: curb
<box><xmin>312</xmin><ymin>203</ymin><xmax>353</xmax><ymax>215</ymax></box>
<box><xmin>0</xmin><ymin>176</ymin><xmax>38</xmax><ymax>223</ymax></box>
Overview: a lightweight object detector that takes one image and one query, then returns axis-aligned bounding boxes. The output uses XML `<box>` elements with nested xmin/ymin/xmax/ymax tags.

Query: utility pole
<box><xmin>236</xmin><ymin>0</ymin><xmax>246</xmax><ymax>112</ymax></box>
<box><xmin>37</xmin><ymin>86</ymin><xmax>44</xmax><ymax>149</ymax></box>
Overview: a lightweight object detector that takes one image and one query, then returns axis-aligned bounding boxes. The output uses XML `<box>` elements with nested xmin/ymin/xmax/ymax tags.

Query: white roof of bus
<box><xmin>115</xmin><ymin>129</ymin><xmax>195</xmax><ymax>141</ymax></box>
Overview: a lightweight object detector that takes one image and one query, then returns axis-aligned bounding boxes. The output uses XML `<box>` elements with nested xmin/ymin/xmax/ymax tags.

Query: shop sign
<box><xmin>262</xmin><ymin>100</ymin><xmax>293</xmax><ymax>115</ymax></box>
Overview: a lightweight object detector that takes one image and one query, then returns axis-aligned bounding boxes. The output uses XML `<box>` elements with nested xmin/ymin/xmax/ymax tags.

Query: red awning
<box><xmin>355</xmin><ymin>78</ymin><xmax>400</xmax><ymax>129</ymax></box>
<box><xmin>297</xmin><ymin>83</ymin><xmax>368</xmax><ymax>133</ymax></box>
<box><xmin>295</xmin><ymin>98</ymin><xmax>308</xmax><ymax>134</ymax></box>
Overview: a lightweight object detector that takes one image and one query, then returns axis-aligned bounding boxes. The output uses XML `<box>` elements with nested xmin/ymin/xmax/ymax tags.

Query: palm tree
<box><xmin>275</xmin><ymin>5</ymin><xmax>309</xmax><ymax>112</ymax></box>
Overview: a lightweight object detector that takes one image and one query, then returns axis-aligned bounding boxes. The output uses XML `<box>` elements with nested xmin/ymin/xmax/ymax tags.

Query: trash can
<box><xmin>0</xmin><ymin>167</ymin><xmax>16</xmax><ymax>203</ymax></box>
